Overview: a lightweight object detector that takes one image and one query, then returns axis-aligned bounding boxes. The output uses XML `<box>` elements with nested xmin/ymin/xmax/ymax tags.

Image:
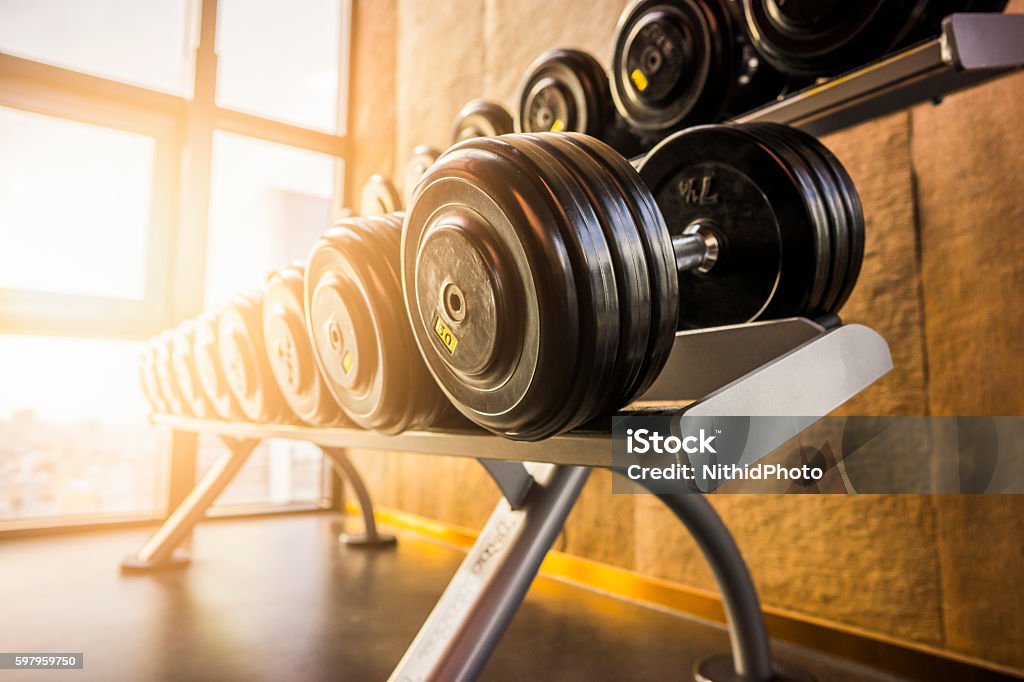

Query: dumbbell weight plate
<box><xmin>612</xmin><ymin>0</ymin><xmax>735</xmax><ymax>132</ymax></box>
<box><xmin>452</xmin><ymin>99</ymin><xmax>515</xmax><ymax>142</ymax></box>
<box><xmin>811</xmin><ymin>134</ymin><xmax>864</xmax><ymax>313</ymax></box>
<box><xmin>306</xmin><ymin>213</ymin><xmax>451</xmax><ymax>434</ymax></box>
<box><xmin>403</xmin><ymin>133</ymin><xmax>678</xmax><ymax>440</ymax></box>
<box><xmin>738</xmin><ymin>123</ymin><xmax>835</xmax><ymax>315</ymax></box>
<box><xmin>194</xmin><ymin>313</ymin><xmax>244</xmax><ymax>419</ymax></box>
<box><xmin>637</xmin><ymin>124</ymin><xmax>831</xmax><ymax>329</ymax></box>
<box><xmin>507</xmin><ymin>135</ymin><xmax>629</xmax><ymax>428</ymax></box>
<box><xmin>360</xmin><ymin>174</ymin><xmax>402</xmax><ymax>216</ymax></box>
<box><xmin>563</xmin><ymin>133</ymin><xmax>679</xmax><ymax>403</ymax></box>
<box><xmin>403</xmin><ymin>146</ymin><xmax>441</xmax><ymax>205</ymax></box>
<box><xmin>138</xmin><ymin>342</ymin><xmax>169</xmax><ymax>414</ymax></box>
<box><xmin>154</xmin><ymin>330</ymin><xmax>191</xmax><ymax>416</ymax></box>
<box><xmin>742</xmin><ymin>0</ymin><xmax>935</xmax><ymax>77</ymax></box>
<box><xmin>534</xmin><ymin>133</ymin><xmax>673</xmax><ymax>407</ymax></box>
<box><xmin>218</xmin><ymin>292</ymin><xmax>292</xmax><ymax>423</ymax></box>
<box><xmin>745</xmin><ymin>123</ymin><xmax>856</xmax><ymax>315</ymax></box>
<box><xmin>516</xmin><ymin>49</ymin><xmax>612</xmax><ymax>137</ymax></box>
<box><xmin>171</xmin><ymin>322</ymin><xmax>216</xmax><ymax>418</ymax></box>
<box><xmin>405</xmin><ymin>136</ymin><xmax>599</xmax><ymax>440</ymax></box>
<box><xmin>264</xmin><ymin>264</ymin><xmax>347</xmax><ymax>426</ymax></box>
<box><xmin>770</xmin><ymin>123</ymin><xmax>864</xmax><ymax>312</ymax></box>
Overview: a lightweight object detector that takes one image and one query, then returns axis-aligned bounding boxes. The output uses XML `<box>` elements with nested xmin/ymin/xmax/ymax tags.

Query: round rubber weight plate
<box><xmin>404</xmin><ymin>146</ymin><xmax>440</xmax><ymax>205</ymax></box>
<box><xmin>306</xmin><ymin>215</ymin><xmax>449</xmax><ymax>434</ymax></box>
<box><xmin>742</xmin><ymin>0</ymin><xmax>926</xmax><ymax>77</ymax></box>
<box><xmin>194</xmin><ymin>313</ymin><xmax>243</xmax><ymax>419</ymax></box>
<box><xmin>526</xmin><ymin>133</ymin><xmax>651</xmax><ymax>417</ymax></box>
<box><xmin>452</xmin><ymin>99</ymin><xmax>514</xmax><ymax>143</ymax></box>
<box><xmin>404</xmin><ymin>135</ymin><xmax>620</xmax><ymax>440</ymax></box>
<box><xmin>744</xmin><ymin>122</ymin><xmax>838</xmax><ymax>316</ymax></box>
<box><xmin>516</xmin><ymin>49</ymin><xmax>611</xmax><ymax>137</ymax></box>
<box><xmin>638</xmin><ymin>125</ymin><xmax>823</xmax><ymax>329</ymax></box>
<box><xmin>264</xmin><ymin>264</ymin><xmax>347</xmax><ymax>426</ymax></box>
<box><xmin>139</xmin><ymin>343</ymin><xmax>169</xmax><ymax>414</ymax></box>
<box><xmin>172</xmin><ymin>322</ymin><xmax>215</xmax><ymax>418</ymax></box>
<box><xmin>558</xmin><ymin>132</ymin><xmax>679</xmax><ymax>405</ymax></box>
<box><xmin>155</xmin><ymin>331</ymin><xmax>190</xmax><ymax>416</ymax></box>
<box><xmin>788</xmin><ymin>126</ymin><xmax>865</xmax><ymax>313</ymax></box>
<box><xmin>360</xmin><ymin>174</ymin><xmax>402</xmax><ymax>216</ymax></box>
<box><xmin>611</xmin><ymin>0</ymin><xmax>731</xmax><ymax>132</ymax></box>
<box><xmin>217</xmin><ymin>293</ymin><xmax>290</xmax><ymax>423</ymax></box>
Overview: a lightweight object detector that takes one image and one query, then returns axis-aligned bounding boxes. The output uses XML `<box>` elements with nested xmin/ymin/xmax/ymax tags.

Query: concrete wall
<box><xmin>343</xmin><ymin>0</ymin><xmax>1024</xmax><ymax>669</ymax></box>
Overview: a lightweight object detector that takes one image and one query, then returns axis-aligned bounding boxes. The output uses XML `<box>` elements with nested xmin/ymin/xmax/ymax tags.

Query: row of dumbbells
<box><xmin>142</xmin><ymin>120</ymin><xmax>865</xmax><ymax>441</ymax></box>
<box><xmin>139</xmin><ymin>246</ymin><xmax>458</xmax><ymax>434</ymax></box>
<box><xmin>362</xmin><ymin>0</ymin><xmax>1007</xmax><ymax>211</ymax></box>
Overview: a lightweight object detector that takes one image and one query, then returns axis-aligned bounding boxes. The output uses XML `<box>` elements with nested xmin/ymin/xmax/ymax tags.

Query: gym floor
<box><xmin>0</xmin><ymin>514</ymin><xmax>905</xmax><ymax>682</ymax></box>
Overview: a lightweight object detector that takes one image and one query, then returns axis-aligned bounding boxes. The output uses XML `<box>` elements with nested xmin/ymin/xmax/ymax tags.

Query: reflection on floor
<box><xmin>0</xmin><ymin>514</ymin><xmax>905</xmax><ymax>681</ymax></box>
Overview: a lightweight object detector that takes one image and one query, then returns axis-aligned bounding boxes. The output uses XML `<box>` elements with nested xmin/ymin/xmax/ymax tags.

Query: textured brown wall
<box><xmin>343</xmin><ymin>0</ymin><xmax>1024</xmax><ymax>669</ymax></box>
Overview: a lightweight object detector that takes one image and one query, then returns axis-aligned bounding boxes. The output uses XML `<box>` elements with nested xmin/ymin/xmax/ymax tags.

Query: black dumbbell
<box><xmin>193</xmin><ymin>311</ymin><xmax>245</xmax><ymax>419</ymax></box>
<box><xmin>452</xmin><ymin>100</ymin><xmax>515</xmax><ymax>142</ymax></box>
<box><xmin>218</xmin><ymin>292</ymin><xmax>293</xmax><ymax>423</ymax></box>
<box><xmin>611</xmin><ymin>0</ymin><xmax>792</xmax><ymax>136</ymax></box>
<box><xmin>138</xmin><ymin>342</ymin><xmax>170</xmax><ymax>414</ymax></box>
<box><xmin>402</xmin><ymin>123</ymin><xmax>864</xmax><ymax>440</ymax></box>
<box><xmin>403</xmin><ymin>145</ymin><xmax>441</xmax><ymax>206</ymax></box>
<box><xmin>742</xmin><ymin>0</ymin><xmax>1008</xmax><ymax>78</ymax></box>
<box><xmin>263</xmin><ymin>264</ymin><xmax>348</xmax><ymax>426</ymax></box>
<box><xmin>360</xmin><ymin>174</ymin><xmax>402</xmax><ymax>216</ymax></box>
<box><xmin>154</xmin><ymin>330</ymin><xmax>191</xmax><ymax>416</ymax></box>
<box><xmin>171</xmin><ymin>322</ymin><xmax>217</xmax><ymax>418</ymax></box>
<box><xmin>516</xmin><ymin>48</ymin><xmax>648</xmax><ymax>157</ymax></box>
<box><xmin>305</xmin><ymin>214</ymin><xmax>455</xmax><ymax>434</ymax></box>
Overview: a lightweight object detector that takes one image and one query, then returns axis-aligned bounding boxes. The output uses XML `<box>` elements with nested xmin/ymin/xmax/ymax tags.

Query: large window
<box><xmin>0</xmin><ymin>0</ymin><xmax>350</xmax><ymax>528</ymax></box>
<box><xmin>0</xmin><ymin>107</ymin><xmax>155</xmax><ymax>300</ymax></box>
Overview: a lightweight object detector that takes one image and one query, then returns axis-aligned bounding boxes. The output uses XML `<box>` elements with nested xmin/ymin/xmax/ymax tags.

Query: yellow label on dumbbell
<box><xmin>550</xmin><ymin>119</ymin><xmax>565</xmax><ymax>133</ymax></box>
<box><xmin>342</xmin><ymin>350</ymin><xmax>354</xmax><ymax>374</ymax></box>
<box><xmin>433</xmin><ymin>316</ymin><xmax>458</xmax><ymax>355</ymax></box>
<box><xmin>630</xmin><ymin>68</ymin><xmax>648</xmax><ymax>92</ymax></box>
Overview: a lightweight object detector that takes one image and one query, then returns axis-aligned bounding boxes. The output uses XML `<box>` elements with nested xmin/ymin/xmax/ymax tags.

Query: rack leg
<box><xmin>636</xmin><ymin>481</ymin><xmax>813</xmax><ymax>682</ymax></box>
<box><xmin>321</xmin><ymin>447</ymin><xmax>396</xmax><ymax>547</ymax></box>
<box><xmin>389</xmin><ymin>464</ymin><xmax>590</xmax><ymax>682</ymax></box>
<box><xmin>121</xmin><ymin>437</ymin><xmax>259</xmax><ymax>573</ymax></box>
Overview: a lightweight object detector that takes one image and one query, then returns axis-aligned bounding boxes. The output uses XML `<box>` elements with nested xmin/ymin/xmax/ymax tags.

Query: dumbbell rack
<box><xmin>125</xmin><ymin>13</ymin><xmax>1024</xmax><ymax>682</ymax></box>
<box><xmin>133</xmin><ymin>318</ymin><xmax>892</xmax><ymax>682</ymax></box>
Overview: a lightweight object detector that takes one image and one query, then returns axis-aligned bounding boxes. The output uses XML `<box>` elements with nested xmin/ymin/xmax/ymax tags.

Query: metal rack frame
<box><xmin>736</xmin><ymin>13</ymin><xmax>1024</xmax><ymax>136</ymax></box>
<box><xmin>131</xmin><ymin>318</ymin><xmax>892</xmax><ymax>681</ymax></box>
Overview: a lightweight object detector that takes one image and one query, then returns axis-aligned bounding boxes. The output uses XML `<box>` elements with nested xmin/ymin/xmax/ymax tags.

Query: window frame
<box><xmin>0</xmin><ymin>0</ymin><xmax>352</xmax><ymax>337</ymax></box>
<box><xmin>0</xmin><ymin>0</ymin><xmax>351</xmax><ymax>530</ymax></box>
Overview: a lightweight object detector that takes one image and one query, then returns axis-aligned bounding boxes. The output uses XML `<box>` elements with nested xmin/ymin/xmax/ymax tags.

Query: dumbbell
<box><xmin>193</xmin><ymin>311</ymin><xmax>244</xmax><ymax>419</ymax></box>
<box><xmin>305</xmin><ymin>213</ymin><xmax>455</xmax><ymax>434</ymax></box>
<box><xmin>742</xmin><ymin>0</ymin><xmax>1008</xmax><ymax>78</ymax></box>
<box><xmin>218</xmin><ymin>292</ymin><xmax>293</xmax><ymax>423</ymax></box>
<box><xmin>516</xmin><ymin>48</ymin><xmax>647</xmax><ymax>157</ymax></box>
<box><xmin>611</xmin><ymin>0</ymin><xmax>791</xmax><ymax>136</ymax></box>
<box><xmin>452</xmin><ymin>100</ymin><xmax>515</xmax><ymax>142</ymax></box>
<box><xmin>403</xmin><ymin>145</ymin><xmax>441</xmax><ymax>206</ymax></box>
<box><xmin>263</xmin><ymin>264</ymin><xmax>348</xmax><ymax>426</ymax></box>
<box><xmin>171</xmin><ymin>322</ymin><xmax>217</xmax><ymax>418</ymax></box>
<box><xmin>402</xmin><ymin>123</ymin><xmax>864</xmax><ymax>441</ymax></box>
<box><xmin>138</xmin><ymin>342</ymin><xmax>170</xmax><ymax>414</ymax></box>
<box><xmin>154</xmin><ymin>330</ymin><xmax>191</xmax><ymax>416</ymax></box>
<box><xmin>360</xmin><ymin>174</ymin><xmax>403</xmax><ymax>216</ymax></box>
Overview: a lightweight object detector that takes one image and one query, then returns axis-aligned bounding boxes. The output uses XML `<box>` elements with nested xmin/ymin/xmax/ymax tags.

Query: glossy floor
<box><xmin>0</xmin><ymin>514</ymin><xmax>905</xmax><ymax>681</ymax></box>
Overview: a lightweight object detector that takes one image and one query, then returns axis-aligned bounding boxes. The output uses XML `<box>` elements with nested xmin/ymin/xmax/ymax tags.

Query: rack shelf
<box><xmin>736</xmin><ymin>13</ymin><xmax>1024</xmax><ymax>136</ymax></box>
<box><xmin>151</xmin><ymin>319</ymin><xmax>892</xmax><ymax>468</ymax></box>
